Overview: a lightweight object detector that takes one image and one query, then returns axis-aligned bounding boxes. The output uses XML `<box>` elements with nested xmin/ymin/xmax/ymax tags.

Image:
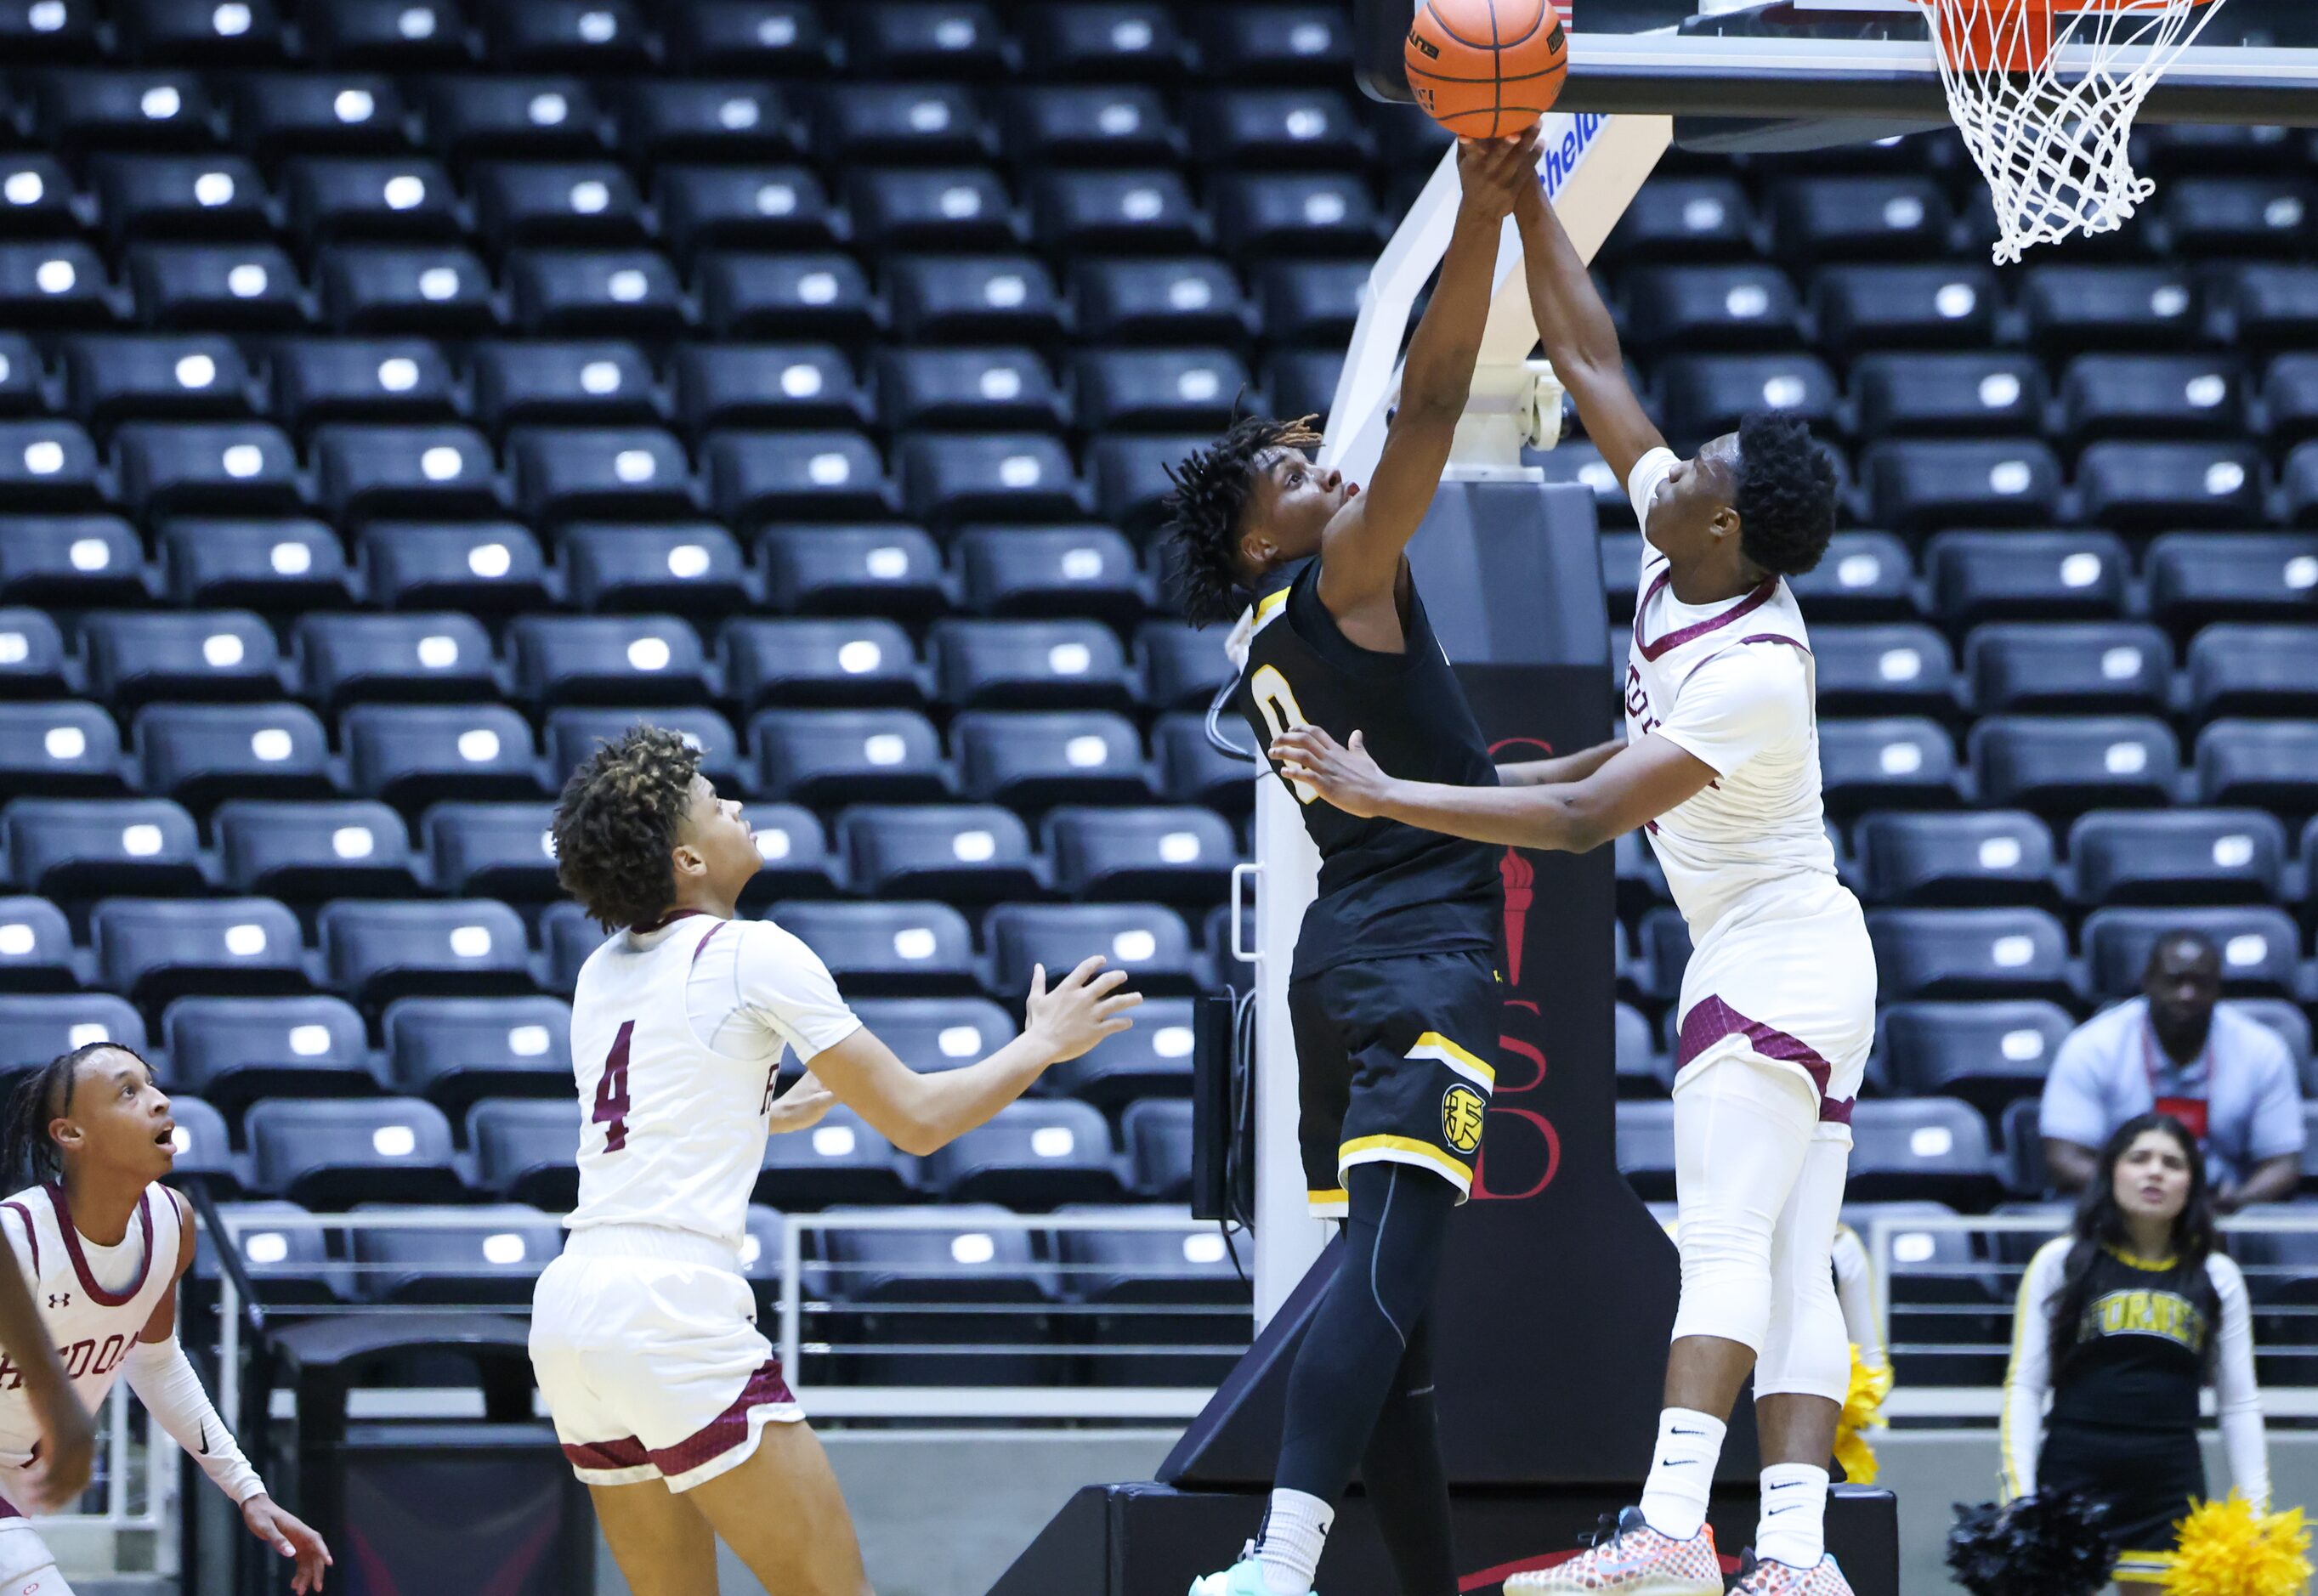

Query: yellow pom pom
<box><xmin>2161</xmin><ymin>1493</ymin><xmax>2312</xmax><ymax>1596</ymax></box>
<box><xmin>1832</xmin><ymin>1344</ymin><xmax>1894</xmax><ymax>1486</ymax></box>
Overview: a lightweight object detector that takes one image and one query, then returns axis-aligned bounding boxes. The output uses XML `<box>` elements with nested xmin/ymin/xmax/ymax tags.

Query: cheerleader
<box><xmin>2001</xmin><ymin>1112</ymin><xmax>2268</xmax><ymax>1589</ymax></box>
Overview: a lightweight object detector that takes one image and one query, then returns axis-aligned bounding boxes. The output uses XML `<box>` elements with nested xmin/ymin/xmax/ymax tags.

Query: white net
<box><xmin>1913</xmin><ymin>0</ymin><xmax>2230</xmax><ymax>263</ymax></box>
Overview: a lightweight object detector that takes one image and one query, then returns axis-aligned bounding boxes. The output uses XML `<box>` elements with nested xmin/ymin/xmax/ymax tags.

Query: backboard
<box><xmin>1358</xmin><ymin>0</ymin><xmax>2318</xmax><ymax>125</ymax></box>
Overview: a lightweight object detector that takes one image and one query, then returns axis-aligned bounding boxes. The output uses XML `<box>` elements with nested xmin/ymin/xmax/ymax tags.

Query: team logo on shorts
<box><xmin>1440</xmin><ymin>1084</ymin><xmax>1486</xmax><ymax>1155</ymax></box>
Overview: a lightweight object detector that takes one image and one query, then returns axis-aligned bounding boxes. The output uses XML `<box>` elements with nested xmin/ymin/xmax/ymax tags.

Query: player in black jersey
<box><xmin>2003</xmin><ymin>1113</ymin><xmax>2270</xmax><ymax>1588</ymax></box>
<box><xmin>1165</xmin><ymin>128</ymin><xmax>1541</xmax><ymax>1596</ymax></box>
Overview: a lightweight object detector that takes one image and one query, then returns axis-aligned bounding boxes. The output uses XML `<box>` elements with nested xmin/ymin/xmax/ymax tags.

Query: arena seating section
<box><xmin>2</xmin><ymin>0</ymin><xmax>2314</xmax><ymax>1384</ymax></box>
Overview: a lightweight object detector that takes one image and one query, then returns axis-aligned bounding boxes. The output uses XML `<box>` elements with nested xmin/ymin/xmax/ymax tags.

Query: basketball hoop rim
<box><xmin>1904</xmin><ymin>0</ymin><xmax>2220</xmax><ymax>76</ymax></box>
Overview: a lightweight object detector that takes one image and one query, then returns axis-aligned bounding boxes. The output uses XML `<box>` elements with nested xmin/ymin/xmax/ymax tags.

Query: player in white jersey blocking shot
<box><xmin>1268</xmin><ymin>173</ymin><xmax>1868</xmax><ymax>1596</ymax></box>
<box><xmin>0</xmin><ymin>1042</ymin><xmax>332</xmax><ymax>1594</ymax></box>
<box><xmin>534</xmin><ymin>727</ymin><xmax>1141</xmax><ymax>1596</ymax></box>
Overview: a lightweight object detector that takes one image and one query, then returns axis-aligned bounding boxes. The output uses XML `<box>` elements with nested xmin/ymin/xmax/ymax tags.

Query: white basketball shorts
<box><xmin>0</xmin><ymin>1517</ymin><xmax>71</xmax><ymax>1594</ymax></box>
<box><xmin>530</xmin><ymin>1225</ymin><xmax>804</xmax><ymax>1493</ymax></box>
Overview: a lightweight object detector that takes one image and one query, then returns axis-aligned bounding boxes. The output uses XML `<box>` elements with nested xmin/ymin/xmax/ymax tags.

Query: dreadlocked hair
<box><xmin>1159</xmin><ymin>413</ymin><xmax>1326</xmax><ymax>628</ymax></box>
<box><xmin>3</xmin><ymin>1042</ymin><xmax>139</xmax><ymax>1188</ymax></box>
<box><xmin>1733</xmin><ymin>410</ymin><xmax>1839</xmax><ymax>578</ymax></box>
<box><xmin>551</xmin><ymin>723</ymin><xmax>703</xmax><ymax>931</ymax></box>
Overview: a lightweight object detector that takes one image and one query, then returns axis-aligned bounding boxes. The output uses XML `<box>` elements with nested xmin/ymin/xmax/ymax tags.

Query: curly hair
<box><xmin>1733</xmin><ymin>411</ymin><xmax>1839</xmax><ymax>578</ymax></box>
<box><xmin>551</xmin><ymin>724</ymin><xmax>703</xmax><ymax>931</ymax></box>
<box><xmin>2</xmin><ymin>1041</ymin><xmax>137</xmax><ymax>1188</ymax></box>
<box><xmin>1159</xmin><ymin>414</ymin><xmax>1325</xmax><ymax>628</ymax></box>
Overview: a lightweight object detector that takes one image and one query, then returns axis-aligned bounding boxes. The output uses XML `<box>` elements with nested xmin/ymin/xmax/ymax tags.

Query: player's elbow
<box><xmin>887</xmin><ymin>1114</ymin><xmax>944</xmax><ymax>1158</ymax></box>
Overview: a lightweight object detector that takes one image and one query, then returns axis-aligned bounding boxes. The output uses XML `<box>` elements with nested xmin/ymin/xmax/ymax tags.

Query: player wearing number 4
<box><xmin>1163</xmin><ymin>131</ymin><xmax>1540</xmax><ymax>1596</ymax></box>
<box><xmin>0</xmin><ymin>1043</ymin><xmax>332</xmax><ymax>1593</ymax></box>
<box><xmin>532</xmin><ymin>726</ymin><xmax>1141</xmax><ymax>1596</ymax></box>
<box><xmin>1271</xmin><ymin>178</ymin><xmax>1865</xmax><ymax>1596</ymax></box>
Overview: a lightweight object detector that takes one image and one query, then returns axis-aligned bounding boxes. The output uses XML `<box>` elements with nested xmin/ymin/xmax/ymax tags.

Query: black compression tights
<box><xmin>1269</xmin><ymin>1160</ymin><xmax>1459</xmax><ymax>1596</ymax></box>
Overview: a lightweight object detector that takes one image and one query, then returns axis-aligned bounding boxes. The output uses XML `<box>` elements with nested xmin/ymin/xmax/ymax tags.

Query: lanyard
<box><xmin>2141</xmin><ymin>1017</ymin><xmax>2216</xmax><ymax>1145</ymax></box>
<box><xmin>2139</xmin><ymin>1018</ymin><xmax>2213</xmax><ymax>1101</ymax></box>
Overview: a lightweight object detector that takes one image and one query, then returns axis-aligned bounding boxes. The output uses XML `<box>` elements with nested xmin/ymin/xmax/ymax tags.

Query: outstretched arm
<box><xmin>1269</xmin><ymin>723</ymin><xmax>1715</xmax><ymax>854</ymax></box>
<box><xmin>1497</xmin><ymin>739</ymin><xmax>1624</xmax><ymax>789</ymax></box>
<box><xmin>1316</xmin><ymin>132</ymin><xmax>1539</xmax><ymax>621</ymax></box>
<box><xmin>1512</xmin><ymin>177</ymin><xmax>1666</xmax><ymax>489</ymax></box>
<box><xmin>0</xmin><ymin>1250</ymin><xmax>92</xmax><ymax>1512</ymax></box>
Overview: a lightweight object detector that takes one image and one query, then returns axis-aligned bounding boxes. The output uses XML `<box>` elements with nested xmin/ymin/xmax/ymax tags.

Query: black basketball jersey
<box><xmin>2049</xmin><ymin>1247</ymin><xmax>2213</xmax><ymax>1434</ymax></box>
<box><xmin>1234</xmin><ymin>557</ymin><xmax>1502</xmax><ymax>978</ymax></box>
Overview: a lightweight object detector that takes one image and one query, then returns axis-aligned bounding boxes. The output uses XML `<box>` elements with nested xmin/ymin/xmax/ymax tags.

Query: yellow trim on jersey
<box><xmin>1307</xmin><ymin>1187</ymin><xmax>1348</xmax><ymax>1218</ymax></box>
<box><xmin>1340</xmin><ymin>1135</ymin><xmax>1472</xmax><ymax>1191</ymax></box>
<box><xmin>2104</xmin><ymin>1244</ymin><xmax>2179</xmax><ymax>1272</ymax></box>
<box><xmin>1999</xmin><ymin>1237</ymin><xmax>2067</xmax><ymax>1502</ymax></box>
<box><xmin>1408</xmin><ymin>1032</ymin><xmax>1493</xmax><ymax>1092</ymax></box>
<box><xmin>1253</xmin><ymin>588</ymin><xmax>1289</xmax><ymax>634</ymax></box>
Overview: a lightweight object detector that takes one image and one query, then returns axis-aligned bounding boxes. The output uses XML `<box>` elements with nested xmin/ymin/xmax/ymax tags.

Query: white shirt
<box><xmin>0</xmin><ymin>1184</ymin><xmax>182</xmax><ymax>1474</ymax></box>
<box><xmin>2001</xmin><ymin>1237</ymin><xmax>2267</xmax><ymax>1507</ymax></box>
<box><xmin>568</xmin><ymin>912</ymin><xmax>863</xmax><ymax>1251</ymax></box>
<box><xmin>1624</xmin><ymin>446</ymin><xmax>1839</xmax><ymax>938</ymax></box>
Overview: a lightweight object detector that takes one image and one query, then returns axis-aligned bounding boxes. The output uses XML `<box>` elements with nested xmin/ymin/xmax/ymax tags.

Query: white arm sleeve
<box><xmin>1652</xmin><ymin>645</ymin><xmax>1809</xmax><ymax>778</ymax></box>
<box><xmin>1830</xmin><ymin>1226</ymin><xmax>1884</xmax><ymax>1366</ymax></box>
<box><xmin>2001</xmin><ymin>1240</ymin><xmax>2066</xmax><ymax>1500</ymax></box>
<box><xmin>734</xmin><ymin>920</ymin><xmax>864</xmax><ymax>1065</ymax></box>
<box><xmin>2208</xmin><ymin>1255</ymin><xmax>2269</xmax><ymax>1510</ymax></box>
<box><xmin>124</xmin><ymin>1337</ymin><xmax>264</xmax><ymax>1504</ymax></box>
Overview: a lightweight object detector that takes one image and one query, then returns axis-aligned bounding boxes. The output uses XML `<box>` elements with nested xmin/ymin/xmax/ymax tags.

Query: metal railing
<box><xmin>1862</xmin><ymin>1210</ymin><xmax>2318</xmax><ymax>1421</ymax></box>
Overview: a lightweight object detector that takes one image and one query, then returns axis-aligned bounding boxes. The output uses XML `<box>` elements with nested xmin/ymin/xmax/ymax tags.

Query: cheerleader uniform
<box><xmin>2002</xmin><ymin>1237</ymin><xmax>2268</xmax><ymax>1582</ymax></box>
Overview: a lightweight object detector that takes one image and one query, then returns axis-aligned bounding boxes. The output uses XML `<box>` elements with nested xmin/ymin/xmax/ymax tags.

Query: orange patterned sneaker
<box><xmin>1502</xmin><ymin>1508</ymin><xmax>1722</xmax><ymax>1596</ymax></box>
<box><xmin>1727</xmin><ymin>1550</ymin><xmax>1856</xmax><ymax>1596</ymax></box>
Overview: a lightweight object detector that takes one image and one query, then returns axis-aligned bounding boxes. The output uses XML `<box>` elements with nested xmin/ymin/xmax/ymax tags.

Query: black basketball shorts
<box><xmin>1285</xmin><ymin>948</ymin><xmax>1501</xmax><ymax>1218</ymax></box>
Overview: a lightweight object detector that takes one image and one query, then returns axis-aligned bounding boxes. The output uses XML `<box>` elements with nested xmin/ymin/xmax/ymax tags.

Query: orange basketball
<box><xmin>1405</xmin><ymin>0</ymin><xmax>1568</xmax><ymax>140</ymax></box>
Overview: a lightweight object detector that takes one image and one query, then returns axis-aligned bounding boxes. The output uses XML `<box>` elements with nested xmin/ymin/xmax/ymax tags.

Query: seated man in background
<box><xmin>2040</xmin><ymin>930</ymin><xmax>2304</xmax><ymax>1213</ymax></box>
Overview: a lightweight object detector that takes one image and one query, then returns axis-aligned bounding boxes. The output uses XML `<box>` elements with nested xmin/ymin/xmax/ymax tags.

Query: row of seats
<box><xmin>0</xmin><ymin>989</ymin><xmax>1199</xmax><ymax>1114</ymax></box>
<box><xmin>0</xmin><ymin>243</ymin><xmax>1364</xmax><ymax>350</ymax></box>
<box><xmin>1802</xmin><ymin>808</ymin><xmax>2318</xmax><ymax>910</ymax></box>
<box><xmin>0</xmin><ymin>797</ymin><xmax>1241</xmax><ymax>905</ymax></box>
<box><xmin>1623</xmin><ymin>903</ymin><xmax>2318</xmax><ymax>1012</ymax></box>
<box><xmin>0</xmin><ymin>5</ymin><xmax>1357</xmax><ymax>83</ymax></box>
<box><xmin>0</xmin><ymin>416</ymin><xmax>1305</xmax><ymax>536</ymax></box>
<box><xmin>0</xmin><ymin>705</ymin><xmax>1250</xmax><ymax>812</ymax></box>
<box><xmin>1602</xmin><ymin>531</ymin><xmax>2318</xmax><ymax>632</ymax></box>
<box><xmin>0</xmin><ymin>894</ymin><xmax>1244</xmax><ymax>1005</ymax></box>
<box><xmin>0</xmin><ymin>337</ymin><xmax>1305</xmax><ymax>443</ymax></box>
<box><xmin>172</xmin><ymin>1095</ymin><xmax>1193</xmax><ymax>1213</ymax></box>
<box><xmin>0</xmin><ymin>610</ymin><xmax>1223</xmax><ymax>711</ymax></box>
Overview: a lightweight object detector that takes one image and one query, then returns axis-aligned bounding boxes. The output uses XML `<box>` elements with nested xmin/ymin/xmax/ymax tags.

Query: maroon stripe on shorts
<box><xmin>1676</xmin><ymin>994</ymin><xmax>1850</xmax><ymax>1123</ymax></box>
<box><xmin>561</xmin><ymin>1435</ymin><xmax>650</xmax><ymax>1472</ymax></box>
<box><xmin>647</xmin><ymin>1360</ymin><xmax>796</xmax><ymax>1479</ymax></box>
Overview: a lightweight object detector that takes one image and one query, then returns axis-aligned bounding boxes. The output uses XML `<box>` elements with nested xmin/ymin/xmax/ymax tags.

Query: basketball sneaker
<box><xmin>1503</xmin><ymin>1508</ymin><xmax>1721</xmax><ymax>1596</ymax></box>
<box><xmin>1727</xmin><ymin>1549</ymin><xmax>1855</xmax><ymax>1596</ymax></box>
<box><xmin>1187</xmin><ymin>1543</ymin><xmax>1314</xmax><ymax>1596</ymax></box>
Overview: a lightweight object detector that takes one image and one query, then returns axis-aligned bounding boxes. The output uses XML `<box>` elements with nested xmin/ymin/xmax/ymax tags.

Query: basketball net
<box><xmin>1910</xmin><ymin>0</ymin><xmax>2230</xmax><ymax>263</ymax></box>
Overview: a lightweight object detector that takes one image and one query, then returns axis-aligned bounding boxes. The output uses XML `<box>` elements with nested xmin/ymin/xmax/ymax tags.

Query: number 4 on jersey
<box><xmin>592</xmin><ymin>1020</ymin><xmax>634</xmax><ymax>1152</ymax></box>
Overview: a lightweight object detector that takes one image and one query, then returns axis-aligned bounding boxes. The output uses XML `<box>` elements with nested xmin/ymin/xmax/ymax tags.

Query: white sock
<box><xmin>1755</xmin><ymin>1463</ymin><xmax>1828</xmax><ymax>1568</ymax></box>
<box><xmin>1636</xmin><ymin>1407</ymin><xmax>1725</xmax><ymax>1541</ymax></box>
<box><xmin>1255</xmin><ymin>1488</ymin><xmax>1333</xmax><ymax>1595</ymax></box>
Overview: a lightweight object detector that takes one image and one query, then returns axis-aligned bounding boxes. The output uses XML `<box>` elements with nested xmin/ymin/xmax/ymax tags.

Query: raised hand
<box><xmin>1023</xmin><ymin>955</ymin><xmax>1142</xmax><ymax>1065</ymax></box>
<box><xmin>1269</xmin><ymin>725</ymin><xmax>1397</xmax><ymax>818</ymax></box>
<box><xmin>1454</xmin><ymin>124</ymin><xmax>1545</xmax><ymax>221</ymax></box>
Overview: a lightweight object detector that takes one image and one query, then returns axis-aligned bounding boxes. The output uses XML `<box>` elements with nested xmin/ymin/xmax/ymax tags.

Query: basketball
<box><xmin>1404</xmin><ymin>0</ymin><xmax>1568</xmax><ymax>139</ymax></box>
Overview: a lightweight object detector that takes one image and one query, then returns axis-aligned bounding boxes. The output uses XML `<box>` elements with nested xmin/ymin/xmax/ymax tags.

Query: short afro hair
<box><xmin>1159</xmin><ymin>413</ymin><xmax>1324</xmax><ymax>628</ymax></box>
<box><xmin>1732</xmin><ymin>411</ymin><xmax>1839</xmax><ymax>579</ymax></box>
<box><xmin>551</xmin><ymin>724</ymin><xmax>702</xmax><ymax>931</ymax></box>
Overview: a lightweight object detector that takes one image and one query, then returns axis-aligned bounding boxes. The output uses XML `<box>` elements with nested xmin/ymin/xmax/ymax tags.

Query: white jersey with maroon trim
<box><xmin>1624</xmin><ymin>447</ymin><xmax>1874</xmax><ymax>1118</ymax></box>
<box><xmin>0</xmin><ymin>1183</ymin><xmax>180</xmax><ymax>1479</ymax></box>
<box><xmin>567</xmin><ymin>910</ymin><xmax>862</xmax><ymax>1253</ymax></box>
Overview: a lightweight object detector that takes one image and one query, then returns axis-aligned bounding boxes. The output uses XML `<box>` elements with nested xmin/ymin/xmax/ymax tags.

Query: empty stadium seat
<box><xmin>2060</xmin><ymin>354</ymin><xmax>2245</xmax><ymax>443</ymax></box>
<box><xmin>757</xmin><ymin>1105</ymin><xmax>911</xmax><ymax>1208</ymax></box>
<box><xmin>352</xmin><ymin>1204</ymin><xmax>564</xmax><ymax>1306</ymax></box>
<box><xmin>1622</xmin><ymin>265</ymin><xmax>1805</xmax><ymax>355</ymax></box>
<box><xmin>2078</xmin><ymin>441</ymin><xmax>2264</xmax><ymax>534</ymax></box>
<box><xmin>954</xmin><ymin>711</ymin><xmax>1151</xmax><ymax>807</ymax></box>
<box><xmin>0</xmin><ymin>993</ymin><xmax>147</xmax><ymax>1072</ymax></box>
<box><xmin>772</xmin><ymin>901</ymin><xmax>977</xmax><ymax>995</ymax></box>
<box><xmin>546</xmin><ymin>707</ymin><xmax>744</xmax><ymax>793</ymax></box>
<box><xmin>2196</xmin><ymin>722</ymin><xmax>2318</xmax><ymax>814</ymax></box>
<box><xmin>848</xmin><ymin>997</ymin><xmax>1012</xmax><ymax>1080</ymax></box>
<box><xmin>1867</xmin><ymin>908</ymin><xmax>2071</xmax><ymax>1000</ymax></box>
<box><xmin>1055</xmin><ymin>1207</ymin><xmax>1249</xmax><ymax>1386</ymax></box>
<box><xmin>1855</xmin><ymin>811</ymin><xmax>2058</xmax><ymax>908</ymax></box>
<box><xmin>2021</xmin><ymin>265</ymin><xmax>2200</xmax><ymax>355</ymax></box>
<box><xmin>1817</xmin><ymin>719</ymin><xmax>1961</xmax><ymax>816</ymax></box>
<box><xmin>760</xmin><ymin>526</ymin><xmax>948</xmax><ymax>620</ymax></box>
<box><xmin>0</xmin><ymin>898</ymin><xmax>81</xmax><ymax>993</ymax></box>
<box><xmin>5</xmin><ymin>797</ymin><xmax>205</xmax><ymax>897</ymax></box>
<box><xmin>214</xmin><ymin>799</ymin><xmax>418</xmax><ymax>900</ymax></box>
<box><xmin>134</xmin><ymin>702</ymin><xmax>334</xmax><ymax>806</ymax></box>
<box><xmin>1852</xmin><ymin>353</ymin><xmax>2047</xmax><ymax>440</ymax></box>
<box><xmin>164</xmin><ymin>994</ymin><xmax>377</xmax><ymax>1115</ymax></box>
<box><xmin>959</xmin><ymin>529</ymin><xmax>1146</xmax><ymax>626</ymax></box>
<box><xmin>1074</xmin><ymin>258</ymin><xmax>1250</xmax><ymax>347</ymax></box>
<box><xmin>200</xmin><ymin>1201</ymin><xmax>342</xmax><ymax>1303</ymax></box>
<box><xmin>509</xmin><ymin>614</ymin><xmax>711</xmax><ymax>708</ymax></box>
<box><xmin>1845</xmin><ymin>1099</ymin><xmax>2001</xmax><ymax>1207</ymax></box>
<box><xmin>752</xmin><ymin>709</ymin><xmax>948</xmax><ymax>805</ymax></box>
<box><xmin>737</xmin><ymin>804</ymin><xmax>839</xmax><ymax>901</ymax></box>
<box><xmin>917</xmin><ymin>1101</ymin><xmax>1125</xmax><ymax>1208</ymax></box>
<box><xmin>246</xmin><ymin>1095</ymin><xmax>462</xmax><ymax>1208</ymax></box>
<box><xmin>721</xmin><ymin>619</ymin><xmax>922</xmax><ymax>710</ymax></box>
<box><xmin>1044</xmin><ymin>996</ymin><xmax>1198</xmax><ymax>1108</ymax></box>
<box><xmin>1964</xmin><ymin>623</ymin><xmax>2171</xmax><ymax>716</ymax></box>
<box><xmin>359</xmin><ymin>523</ymin><xmax>553</xmax><ymax>615</ymax></box>
<box><xmin>2069</xmin><ymin>809</ymin><xmax>2287</xmax><ymax>905</ymax></box>
<box><xmin>985</xmin><ymin>903</ymin><xmax>1198</xmax><ymax>996</ymax></box>
<box><xmin>383</xmin><ymin>995</ymin><xmax>571</xmax><ymax>1113</ymax></box>
<box><xmin>423</xmin><ymin>804</ymin><xmax>561</xmax><ymax>900</ymax></box>
<box><xmin>468</xmin><ymin>1097</ymin><xmax>581</xmax><ymax>1209</ymax></box>
<box><xmin>2187</xmin><ymin>625</ymin><xmax>2318</xmax><ymax>721</ymax></box>
<box><xmin>1811</xmin><ymin>264</ymin><xmax>1998</xmax><ymax>357</ymax></box>
<box><xmin>1867</xmin><ymin>442</ymin><xmax>2062</xmax><ymax>537</ymax></box>
<box><xmin>160</xmin><ymin>518</ymin><xmax>354</xmax><ymax>611</ymax></box>
<box><xmin>0</xmin><ymin>518</ymin><xmax>144</xmax><ymax>608</ymax></box>
<box><xmin>343</xmin><ymin>703</ymin><xmax>541</xmax><ymax>806</ymax></box>
<box><xmin>1615</xmin><ymin>1101</ymin><xmax>1677</xmax><ymax>1202</ymax></box>
<box><xmin>1812</xmin><ymin>625</ymin><xmax>1958</xmax><ymax>719</ymax></box>
<box><xmin>1044</xmin><ymin>806</ymin><xmax>1238</xmax><ymax>902</ymax></box>
<box><xmin>1123</xmin><ymin>1097</ymin><xmax>1193</xmax><ymax>1200</ymax></box>
<box><xmin>837</xmin><ymin>806</ymin><xmax>1040</xmax><ymax>903</ymax></box>
<box><xmin>85</xmin><ymin>610</ymin><xmax>283</xmax><ymax>710</ymax></box>
<box><xmin>318</xmin><ymin>899</ymin><xmax>533</xmax><ymax>1003</ymax></box>
<box><xmin>1879</xmin><ymin>1000</ymin><xmax>2076</xmax><ymax>1121</ymax></box>
<box><xmin>1969</xmin><ymin>716</ymin><xmax>2179</xmax><ymax>815</ymax></box>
